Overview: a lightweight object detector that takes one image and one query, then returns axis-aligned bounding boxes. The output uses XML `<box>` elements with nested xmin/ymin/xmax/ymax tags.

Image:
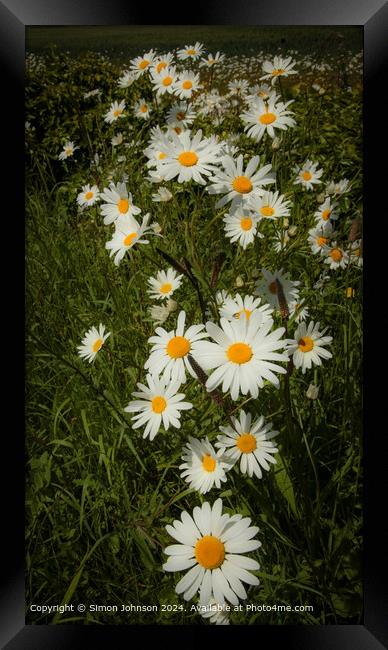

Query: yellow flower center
<box><xmin>178</xmin><ymin>151</ymin><xmax>198</xmax><ymax>167</ymax></box>
<box><xmin>65</xmin><ymin>148</ymin><xmax>73</xmax><ymax>155</ymax></box>
<box><xmin>298</xmin><ymin>336</ymin><xmax>314</xmax><ymax>352</ymax></box>
<box><xmin>176</xmin><ymin>111</ymin><xmax>185</xmax><ymax>121</ymax></box>
<box><xmin>236</xmin><ymin>433</ymin><xmax>257</xmax><ymax>453</ymax></box>
<box><xmin>268</xmin><ymin>281</ymin><xmax>278</xmax><ymax>294</ymax></box>
<box><xmin>140</xmin><ymin>104</ymin><xmax>148</xmax><ymax>113</ymax></box>
<box><xmin>271</xmin><ymin>68</ymin><xmax>286</xmax><ymax>76</ymax></box>
<box><xmin>302</xmin><ymin>171</ymin><xmax>312</xmax><ymax>181</ymax></box>
<box><xmin>160</xmin><ymin>282</ymin><xmax>172</xmax><ymax>294</ymax></box>
<box><xmin>182</xmin><ymin>80</ymin><xmax>193</xmax><ymax>89</ymax></box>
<box><xmin>227</xmin><ymin>342</ymin><xmax>253</xmax><ymax>364</ymax></box>
<box><xmin>353</xmin><ymin>247</ymin><xmax>361</xmax><ymax>257</ymax></box>
<box><xmin>123</xmin><ymin>232</ymin><xmax>137</xmax><ymax>246</ymax></box>
<box><xmin>195</xmin><ymin>535</ymin><xmax>225</xmax><ymax>570</ymax></box>
<box><xmin>346</xmin><ymin>287</ymin><xmax>355</xmax><ymax>298</ymax></box>
<box><xmin>158</xmin><ymin>152</ymin><xmax>166</xmax><ymax>159</ymax></box>
<box><xmin>113</xmin><ymin>109</ymin><xmax>122</xmax><ymax>117</ymax></box>
<box><xmin>156</xmin><ymin>61</ymin><xmax>167</xmax><ymax>73</ymax></box>
<box><xmin>186</xmin><ymin>49</ymin><xmax>196</xmax><ymax>55</ymax></box>
<box><xmin>235</xmin><ymin>309</ymin><xmax>252</xmax><ymax>321</ymax></box>
<box><xmin>317</xmin><ymin>236</ymin><xmax>328</xmax><ymax>247</ymax></box>
<box><xmin>166</xmin><ymin>336</ymin><xmax>191</xmax><ymax>358</ymax></box>
<box><xmin>151</xmin><ymin>395</ymin><xmax>167</xmax><ymax>413</ymax></box>
<box><xmin>85</xmin><ymin>191</ymin><xmax>94</xmax><ymax>200</ymax></box>
<box><xmin>258</xmin><ymin>90</ymin><xmax>269</xmax><ymax>97</ymax></box>
<box><xmin>174</xmin><ymin>127</ymin><xmax>183</xmax><ymax>134</ymax></box>
<box><xmin>118</xmin><ymin>198</ymin><xmax>129</xmax><ymax>213</ymax></box>
<box><xmin>259</xmin><ymin>112</ymin><xmax>276</xmax><ymax>124</ymax></box>
<box><xmin>92</xmin><ymin>338</ymin><xmax>103</xmax><ymax>353</ymax></box>
<box><xmin>260</xmin><ymin>205</ymin><xmax>275</xmax><ymax>217</ymax></box>
<box><xmin>322</xmin><ymin>209</ymin><xmax>331</xmax><ymax>220</ymax></box>
<box><xmin>330</xmin><ymin>248</ymin><xmax>343</xmax><ymax>262</ymax></box>
<box><xmin>162</xmin><ymin>76</ymin><xmax>173</xmax><ymax>86</ymax></box>
<box><xmin>139</xmin><ymin>59</ymin><xmax>150</xmax><ymax>70</ymax></box>
<box><xmin>232</xmin><ymin>176</ymin><xmax>253</xmax><ymax>194</ymax></box>
<box><xmin>240</xmin><ymin>217</ymin><xmax>253</xmax><ymax>231</ymax></box>
<box><xmin>202</xmin><ymin>454</ymin><xmax>216</xmax><ymax>472</ymax></box>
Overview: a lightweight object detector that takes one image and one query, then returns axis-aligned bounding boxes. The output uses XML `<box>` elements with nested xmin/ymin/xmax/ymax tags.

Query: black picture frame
<box><xmin>1</xmin><ymin>0</ymin><xmax>387</xmax><ymax>647</ymax></box>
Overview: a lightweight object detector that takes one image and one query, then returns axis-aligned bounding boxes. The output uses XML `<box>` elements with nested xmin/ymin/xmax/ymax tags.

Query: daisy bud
<box><xmin>271</xmin><ymin>137</ymin><xmax>281</xmax><ymax>150</ymax></box>
<box><xmin>235</xmin><ymin>276</ymin><xmax>244</xmax><ymax>288</ymax></box>
<box><xmin>288</xmin><ymin>225</ymin><xmax>297</xmax><ymax>237</ymax></box>
<box><xmin>306</xmin><ymin>383</ymin><xmax>319</xmax><ymax>400</ymax></box>
<box><xmin>317</xmin><ymin>193</ymin><xmax>325</xmax><ymax>203</ymax></box>
<box><xmin>282</xmin><ymin>218</ymin><xmax>289</xmax><ymax>229</ymax></box>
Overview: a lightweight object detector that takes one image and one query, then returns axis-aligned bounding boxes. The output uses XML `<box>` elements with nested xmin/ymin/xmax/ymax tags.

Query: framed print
<box><xmin>1</xmin><ymin>0</ymin><xmax>387</xmax><ymax>647</ymax></box>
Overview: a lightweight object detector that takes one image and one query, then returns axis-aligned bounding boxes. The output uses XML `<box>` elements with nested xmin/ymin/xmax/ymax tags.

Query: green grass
<box><xmin>26</xmin><ymin>25</ymin><xmax>363</xmax><ymax>60</ymax></box>
<box><xmin>26</xmin><ymin>38</ymin><xmax>362</xmax><ymax>625</ymax></box>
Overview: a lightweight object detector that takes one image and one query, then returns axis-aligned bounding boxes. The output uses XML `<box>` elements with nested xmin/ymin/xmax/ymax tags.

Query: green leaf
<box><xmin>273</xmin><ymin>453</ymin><xmax>298</xmax><ymax>517</ymax></box>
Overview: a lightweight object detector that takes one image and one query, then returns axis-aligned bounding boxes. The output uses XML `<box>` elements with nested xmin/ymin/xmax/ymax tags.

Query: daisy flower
<box><xmin>129</xmin><ymin>49</ymin><xmax>156</xmax><ymax>78</ymax></box>
<box><xmin>216</xmin><ymin>410</ymin><xmax>279</xmax><ymax>479</ymax></box>
<box><xmin>156</xmin><ymin>130</ymin><xmax>222</xmax><ymax>185</ymax></box>
<box><xmin>151</xmin><ymin>52</ymin><xmax>175</xmax><ymax>74</ymax></box>
<box><xmin>179</xmin><ymin>437</ymin><xmax>230</xmax><ymax>494</ymax></box>
<box><xmin>314</xmin><ymin>197</ymin><xmax>339</xmax><ymax>225</ymax></box>
<box><xmin>163</xmin><ymin>498</ymin><xmax>261</xmax><ymax>606</ymax></box>
<box><xmin>152</xmin><ymin>187</ymin><xmax>173</xmax><ymax>202</ymax></box>
<box><xmin>208</xmin><ymin>154</ymin><xmax>275</xmax><ymax>210</ymax></box>
<box><xmin>288</xmin><ymin>300</ymin><xmax>310</xmax><ymax>323</ymax></box>
<box><xmin>76</xmin><ymin>184</ymin><xmax>100</xmax><ymax>207</ymax></box>
<box><xmin>151</xmin><ymin>66</ymin><xmax>179</xmax><ymax>96</ymax></box>
<box><xmin>246</xmin><ymin>83</ymin><xmax>275</xmax><ymax>101</ymax></box>
<box><xmin>173</xmin><ymin>71</ymin><xmax>201</xmax><ymax>99</ymax></box>
<box><xmin>223</xmin><ymin>207</ymin><xmax>260</xmax><ymax>250</ymax></box>
<box><xmin>104</xmin><ymin>99</ymin><xmax>126</xmax><ymax>124</ymax></box>
<box><xmin>293</xmin><ymin>160</ymin><xmax>323</xmax><ymax>191</ymax></box>
<box><xmin>105</xmin><ymin>213</ymin><xmax>155</xmax><ymax>265</ymax></box>
<box><xmin>111</xmin><ymin>132</ymin><xmax>123</xmax><ymax>147</ymax></box>
<box><xmin>254</xmin><ymin>268</ymin><xmax>300</xmax><ymax>310</ymax></box>
<box><xmin>248</xmin><ymin>190</ymin><xmax>291</xmax><ymax>221</ymax></box>
<box><xmin>99</xmin><ymin>181</ymin><xmax>141</xmax><ymax>225</ymax></box>
<box><xmin>260</xmin><ymin>55</ymin><xmax>298</xmax><ymax>85</ymax></box>
<box><xmin>77</xmin><ymin>324</ymin><xmax>110</xmax><ymax>363</ymax></box>
<box><xmin>228</xmin><ymin>79</ymin><xmax>250</xmax><ymax>96</ymax></box>
<box><xmin>220</xmin><ymin>294</ymin><xmax>273</xmax><ymax>325</ymax></box>
<box><xmin>177</xmin><ymin>42</ymin><xmax>204</xmax><ymax>61</ymax></box>
<box><xmin>325</xmin><ymin>178</ymin><xmax>351</xmax><ymax>197</ymax></box>
<box><xmin>124</xmin><ymin>374</ymin><xmax>192</xmax><ymax>441</ymax></box>
<box><xmin>147</xmin><ymin>267</ymin><xmax>183</xmax><ymax>301</ymax></box>
<box><xmin>117</xmin><ymin>70</ymin><xmax>136</xmax><ymax>88</ymax></box>
<box><xmin>58</xmin><ymin>141</ymin><xmax>78</xmax><ymax>160</ymax></box>
<box><xmin>144</xmin><ymin>310</ymin><xmax>209</xmax><ymax>386</ymax></box>
<box><xmin>349</xmin><ymin>239</ymin><xmax>363</xmax><ymax>268</ymax></box>
<box><xmin>308</xmin><ymin>222</ymin><xmax>335</xmax><ymax>255</ymax></box>
<box><xmin>323</xmin><ymin>243</ymin><xmax>349</xmax><ymax>270</ymax></box>
<box><xmin>197</xmin><ymin>312</ymin><xmax>288</xmax><ymax>401</ymax></box>
<box><xmin>285</xmin><ymin>321</ymin><xmax>332</xmax><ymax>374</ymax></box>
<box><xmin>149</xmin><ymin>299</ymin><xmax>178</xmax><ymax>326</ymax></box>
<box><xmin>199</xmin><ymin>52</ymin><xmax>226</xmax><ymax>68</ymax></box>
<box><xmin>134</xmin><ymin>99</ymin><xmax>151</xmax><ymax>120</ymax></box>
<box><xmin>199</xmin><ymin>599</ymin><xmax>230</xmax><ymax>625</ymax></box>
<box><xmin>241</xmin><ymin>96</ymin><xmax>296</xmax><ymax>142</ymax></box>
<box><xmin>166</xmin><ymin>102</ymin><xmax>196</xmax><ymax>128</ymax></box>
